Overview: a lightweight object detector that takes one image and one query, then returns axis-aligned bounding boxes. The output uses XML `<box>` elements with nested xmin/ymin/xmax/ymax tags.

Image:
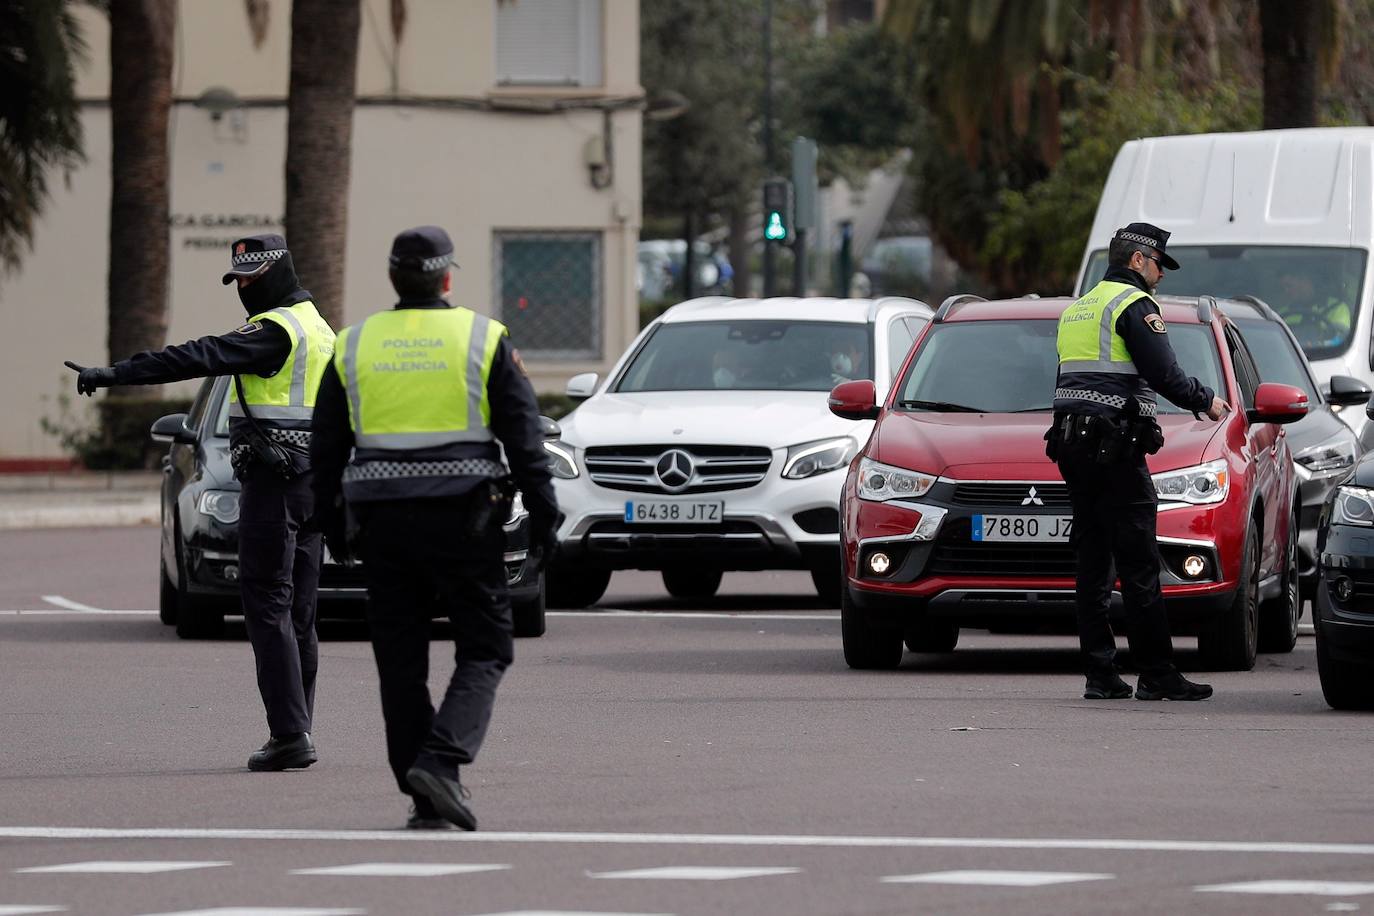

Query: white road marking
<box><xmin>3</xmin><ymin>826</ymin><xmax>1374</xmax><ymax>856</ymax></box>
<box><xmin>550</xmin><ymin>611</ymin><xmax>838</xmax><ymax>621</ymax></box>
<box><xmin>469</xmin><ymin>912</ymin><xmax>672</xmax><ymax>916</ymax></box>
<box><xmin>1325</xmin><ymin>905</ymin><xmax>1361</xmax><ymax>912</ymax></box>
<box><xmin>589</xmin><ymin>866</ymin><xmax>799</xmax><ymax>880</ymax></box>
<box><xmin>136</xmin><ymin>910</ymin><xmax>365</xmax><ymax>916</ymax></box>
<box><xmin>290</xmin><ymin>862</ymin><xmax>509</xmax><ymax>877</ymax></box>
<box><xmin>1196</xmin><ymin>881</ymin><xmax>1374</xmax><ymax>896</ymax></box>
<box><xmin>17</xmin><ymin>860</ymin><xmax>230</xmax><ymax>875</ymax></box>
<box><xmin>0</xmin><ymin>908</ymin><xmax>67</xmax><ymax>915</ymax></box>
<box><xmin>40</xmin><ymin>595</ymin><xmax>107</xmax><ymax>613</ymax></box>
<box><xmin>883</xmin><ymin>870</ymin><xmax>1114</xmax><ymax>887</ymax></box>
<box><xmin>0</xmin><ymin>609</ymin><xmax>157</xmax><ymax>617</ymax></box>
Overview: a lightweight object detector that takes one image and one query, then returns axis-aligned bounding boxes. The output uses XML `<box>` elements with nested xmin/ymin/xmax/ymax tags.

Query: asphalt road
<box><xmin>1</xmin><ymin>526</ymin><xmax>1372</xmax><ymax>916</ymax></box>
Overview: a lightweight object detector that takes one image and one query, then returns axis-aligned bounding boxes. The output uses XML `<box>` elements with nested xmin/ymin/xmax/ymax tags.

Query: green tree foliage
<box><xmin>0</xmin><ymin>0</ymin><xmax>85</xmax><ymax>277</ymax></box>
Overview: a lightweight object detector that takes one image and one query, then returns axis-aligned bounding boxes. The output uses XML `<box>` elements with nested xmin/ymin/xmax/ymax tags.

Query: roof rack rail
<box><xmin>932</xmin><ymin>294</ymin><xmax>987</xmax><ymax>322</ymax></box>
<box><xmin>1229</xmin><ymin>294</ymin><xmax>1282</xmax><ymax>323</ymax></box>
<box><xmin>1196</xmin><ymin>295</ymin><xmax>1215</xmax><ymax>323</ymax></box>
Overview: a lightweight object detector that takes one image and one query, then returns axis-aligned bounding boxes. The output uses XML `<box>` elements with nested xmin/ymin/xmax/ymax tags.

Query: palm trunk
<box><xmin>284</xmin><ymin>0</ymin><xmax>361</xmax><ymax>329</ymax></box>
<box><xmin>1259</xmin><ymin>0</ymin><xmax>1319</xmax><ymax>129</ymax></box>
<box><xmin>106</xmin><ymin>0</ymin><xmax>175</xmax><ymax>381</ymax></box>
<box><xmin>728</xmin><ymin>203</ymin><xmax>753</xmax><ymax>297</ymax></box>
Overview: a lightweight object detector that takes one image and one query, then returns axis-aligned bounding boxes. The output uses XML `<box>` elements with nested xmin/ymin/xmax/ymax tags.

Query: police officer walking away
<box><xmin>1046</xmin><ymin>223</ymin><xmax>1227</xmax><ymax>702</ymax></box>
<box><xmin>309</xmin><ymin>226</ymin><xmax>557</xmax><ymax>830</ymax></box>
<box><xmin>65</xmin><ymin>234</ymin><xmax>336</xmax><ymax>769</ymax></box>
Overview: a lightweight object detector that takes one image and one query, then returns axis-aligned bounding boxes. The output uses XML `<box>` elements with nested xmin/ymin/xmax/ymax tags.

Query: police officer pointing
<box><xmin>66</xmin><ymin>234</ymin><xmax>335</xmax><ymax>769</ymax></box>
<box><xmin>1046</xmin><ymin>223</ymin><xmax>1227</xmax><ymax>702</ymax></box>
<box><xmin>309</xmin><ymin>226</ymin><xmax>557</xmax><ymax>830</ymax></box>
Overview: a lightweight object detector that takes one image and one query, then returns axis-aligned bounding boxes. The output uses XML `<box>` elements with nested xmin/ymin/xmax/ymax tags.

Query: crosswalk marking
<box><xmin>883</xmin><ymin>870</ymin><xmax>1114</xmax><ymax>887</ymax></box>
<box><xmin>0</xmin><ymin>908</ymin><xmax>67</xmax><ymax>915</ymax></box>
<box><xmin>135</xmin><ymin>909</ymin><xmax>366</xmax><ymax>916</ymax></box>
<box><xmin>1196</xmin><ymin>880</ymin><xmax>1374</xmax><ymax>896</ymax></box>
<box><xmin>290</xmin><ymin>863</ymin><xmax>509</xmax><ymax>877</ymax></box>
<box><xmin>589</xmin><ymin>866</ymin><xmax>799</xmax><ymax>880</ymax></box>
<box><xmin>16</xmin><ymin>861</ymin><xmax>230</xmax><ymax>875</ymax></box>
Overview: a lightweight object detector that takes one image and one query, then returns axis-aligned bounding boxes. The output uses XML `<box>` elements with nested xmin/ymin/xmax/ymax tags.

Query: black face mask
<box><xmin>237</xmin><ymin>253</ymin><xmax>301</xmax><ymax>315</ymax></box>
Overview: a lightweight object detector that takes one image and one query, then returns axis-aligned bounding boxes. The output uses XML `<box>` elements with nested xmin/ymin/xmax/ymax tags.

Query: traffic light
<box><xmin>762</xmin><ymin>177</ymin><xmax>793</xmax><ymax>243</ymax></box>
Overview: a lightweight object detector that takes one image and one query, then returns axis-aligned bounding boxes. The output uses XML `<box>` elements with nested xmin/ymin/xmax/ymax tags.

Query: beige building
<box><xmin>0</xmin><ymin>0</ymin><xmax>642</xmax><ymax>460</ymax></box>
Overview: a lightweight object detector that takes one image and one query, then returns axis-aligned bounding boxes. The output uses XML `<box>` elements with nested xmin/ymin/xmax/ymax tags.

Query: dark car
<box><xmin>150</xmin><ymin>376</ymin><xmax>547</xmax><ymax>640</ymax></box>
<box><xmin>1313</xmin><ymin>398</ymin><xmax>1374</xmax><ymax>709</ymax></box>
<box><xmin>1219</xmin><ymin>297</ymin><xmax>1367</xmax><ymax>599</ymax></box>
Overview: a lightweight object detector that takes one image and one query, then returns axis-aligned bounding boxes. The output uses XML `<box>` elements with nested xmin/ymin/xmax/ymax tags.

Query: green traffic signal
<box><xmin>764</xmin><ymin>210</ymin><xmax>787</xmax><ymax>241</ymax></box>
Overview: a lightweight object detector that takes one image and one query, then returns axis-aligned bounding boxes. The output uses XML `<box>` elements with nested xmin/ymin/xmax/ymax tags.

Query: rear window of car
<box><xmin>896</xmin><ymin>319</ymin><xmax>1224</xmax><ymax>413</ymax></box>
<box><xmin>615</xmin><ymin>320</ymin><xmax>873</xmax><ymax>393</ymax></box>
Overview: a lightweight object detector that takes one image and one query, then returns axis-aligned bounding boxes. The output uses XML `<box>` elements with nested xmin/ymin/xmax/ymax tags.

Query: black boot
<box><xmin>405</xmin><ymin>797</ymin><xmax>452</xmax><ymax>830</ymax></box>
<box><xmin>247</xmin><ymin>732</ymin><xmax>317</xmax><ymax>771</ymax></box>
<box><xmin>406</xmin><ymin>760</ymin><xmax>477</xmax><ymax>831</ymax></box>
<box><xmin>1136</xmin><ymin>671</ymin><xmax>1213</xmax><ymax>701</ymax></box>
<box><xmin>1083</xmin><ymin>670</ymin><xmax>1133</xmax><ymax>699</ymax></box>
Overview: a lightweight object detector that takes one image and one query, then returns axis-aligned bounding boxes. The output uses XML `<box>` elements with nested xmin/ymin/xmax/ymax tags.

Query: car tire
<box><xmin>905</xmin><ymin>618</ymin><xmax>959</xmax><ymax>653</ymax></box>
<box><xmin>547</xmin><ymin>565</ymin><xmax>611</xmax><ymax>609</ymax></box>
<box><xmin>841</xmin><ymin>585</ymin><xmax>902</xmax><ymax>670</ymax></box>
<box><xmin>662</xmin><ymin>568</ymin><xmax>722</xmax><ymax>600</ymax></box>
<box><xmin>1258</xmin><ymin>508</ymin><xmax>1301</xmax><ymax>654</ymax></box>
<box><xmin>1198</xmin><ymin>526</ymin><xmax>1259</xmax><ymax>671</ymax></box>
<box><xmin>158</xmin><ymin>557</ymin><xmax>179</xmax><ymax>627</ymax></box>
<box><xmin>1315</xmin><ymin>617</ymin><xmax>1374</xmax><ymax>710</ymax></box>
<box><xmin>512</xmin><ymin>576</ymin><xmax>547</xmax><ymax>638</ymax></box>
<box><xmin>809</xmin><ymin>562</ymin><xmax>842</xmax><ymax>607</ymax></box>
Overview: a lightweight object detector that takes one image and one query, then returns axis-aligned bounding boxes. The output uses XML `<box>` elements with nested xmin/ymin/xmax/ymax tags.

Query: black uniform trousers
<box><xmin>237</xmin><ymin>467</ymin><xmax>321</xmax><ymax>737</ymax></box>
<box><xmin>1056</xmin><ymin>450</ymin><xmax>1175</xmax><ymax>678</ymax></box>
<box><xmin>354</xmin><ymin>496</ymin><xmax>514</xmax><ymax>798</ymax></box>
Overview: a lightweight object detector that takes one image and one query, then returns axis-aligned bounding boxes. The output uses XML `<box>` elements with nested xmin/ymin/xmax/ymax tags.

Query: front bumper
<box><xmin>1316</xmin><ymin>523</ymin><xmax>1374</xmax><ymax>663</ymax></box>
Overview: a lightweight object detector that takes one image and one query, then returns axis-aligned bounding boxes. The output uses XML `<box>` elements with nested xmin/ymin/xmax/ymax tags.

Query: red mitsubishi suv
<box><xmin>831</xmin><ymin>294</ymin><xmax>1309</xmax><ymax>672</ymax></box>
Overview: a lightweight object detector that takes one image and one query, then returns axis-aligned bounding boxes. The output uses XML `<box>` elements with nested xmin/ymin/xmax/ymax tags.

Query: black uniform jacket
<box><xmin>309</xmin><ymin>297</ymin><xmax>559</xmax><ymax>523</ymax></box>
<box><xmin>1055</xmin><ymin>267</ymin><xmax>1214</xmax><ymax>419</ymax></box>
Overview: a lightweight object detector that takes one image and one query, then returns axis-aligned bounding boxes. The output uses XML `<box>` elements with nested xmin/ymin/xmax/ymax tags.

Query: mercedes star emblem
<box><xmin>655</xmin><ymin>449</ymin><xmax>695</xmax><ymax>493</ymax></box>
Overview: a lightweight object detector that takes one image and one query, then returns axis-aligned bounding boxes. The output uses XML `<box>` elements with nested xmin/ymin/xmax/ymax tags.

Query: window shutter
<box><xmin>495</xmin><ymin>0</ymin><xmax>603</xmax><ymax>87</ymax></box>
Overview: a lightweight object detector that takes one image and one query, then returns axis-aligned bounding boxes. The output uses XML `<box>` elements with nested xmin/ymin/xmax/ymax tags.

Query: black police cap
<box><xmin>389</xmin><ymin>225</ymin><xmax>458</xmax><ymax>273</ymax></box>
<box><xmin>1114</xmin><ymin>222</ymin><xmax>1179</xmax><ymax>271</ymax></box>
<box><xmin>222</xmin><ymin>233</ymin><xmax>290</xmax><ymax>285</ymax></box>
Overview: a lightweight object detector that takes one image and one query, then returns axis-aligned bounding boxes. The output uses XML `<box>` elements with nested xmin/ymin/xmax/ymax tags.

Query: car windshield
<box><xmin>896</xmin><ymin>319</ymin><xmax>1224</xmax><ymax>414</ymax></box>
<box><xmin>615</xmin><ymin>320</ymin><xmax>872</xmax><ymax>392</ymax></box>
<box><xmin>1079</xmin><ymin>246</ymin><xmax>1367</xmax><ymax>362</ymax></box>
<box><xmin>1231</xmin><ymin>318</ymin><xmax>1318</xmax><ymax>399</ymax></box>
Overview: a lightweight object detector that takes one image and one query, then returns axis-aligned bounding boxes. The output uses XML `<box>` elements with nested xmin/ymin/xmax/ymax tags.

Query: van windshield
<box><xmin>1078</xmin><ymin>246</ymin><xmax>1366</xmax><ymax>362</ymax></box>
<box><xmin>896</xmin><ymin>319</ymin><xmax>1223</xmax><ymax>414</ymax></box>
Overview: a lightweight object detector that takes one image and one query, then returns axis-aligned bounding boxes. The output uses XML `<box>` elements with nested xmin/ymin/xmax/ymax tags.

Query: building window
<box><xmin>494</xmin><ymin>230</ymin><xmax>602</xmax><ymax>360</ymax></box>
<box><xmin>495</xmin><ymin>0</ymin><xmax>603</xmax><ymax>88</ymax></box>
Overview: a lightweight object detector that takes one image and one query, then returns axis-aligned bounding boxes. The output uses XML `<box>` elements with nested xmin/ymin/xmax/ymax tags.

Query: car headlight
<box><xmin>1333</xmin><ymin>486</ymin><xmax>1374</xmax><ymax>527</ymax></box>
<box><xmin>782</xmin><ymin>436</ymin><xmax>857</xmax><ymax>480</ymax></box>
<box><xmin>1293</xmin><ymin>435</ymin><xmax>1356</xmax><ymax>480</ymax></box>
<box><xmin>544</xmin><ymin>440</ymin><xmax>579</xmax><ymax>479</ymax></box>
<box><xmin>856</xmin><ymin>457</ymin><xmax>938</xmax><ymax>502</ymax></box>
<box><xmin>1153</xmin><ymin>459</ymin><xmax>1228</xmax><ymax>506</ymax></box>
<box><xmin>503</xmin><ymin>490</ymin><xmax>528</xmax><ymax>530</ymax></box>
<box><xmin>197</xmin><ymin>490</ymin><xmax>240</xmax><ymax>525</ymax></box>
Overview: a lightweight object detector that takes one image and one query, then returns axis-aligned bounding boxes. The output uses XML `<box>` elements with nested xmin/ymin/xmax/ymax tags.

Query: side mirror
<box><xmin>1326</xmin><ymin>374</ymin><xmax>1372</xmax><ymax>407</ymax></box>
<box><xmin>828</xmin><ymin>379</ymin><xmax>879</xmax><ymax>421</ymax></box>
<box><xmin>538</xmin><ymin>415</ymin><xmax>562</xmax><ymax>440</ymax></box>
<box><xmin>1247</xmin><ymin>382</ymin><xmax>1309</xmax><ymax>425</ymax></box>
<box><xmin>150</xmin><ymin>413</ymin><xmax>195</xmax><ymax>444</ymax></box>
<box><xmin>566</xmin><ymin>372</ymin><xmax>599</xmax><ymax>400</ymax></box>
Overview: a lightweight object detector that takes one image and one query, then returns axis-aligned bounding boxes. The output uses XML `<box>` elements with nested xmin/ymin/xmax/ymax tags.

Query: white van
<box><xmin>1077</xmin><ymin>127</ymin><xmax>1374</xmax><ymax>433</ymax></box>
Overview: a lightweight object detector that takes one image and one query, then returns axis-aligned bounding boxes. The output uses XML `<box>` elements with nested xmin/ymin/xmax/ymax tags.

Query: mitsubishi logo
<box><xmin>1021</xmin><ymin>486</ymin><xmax>1044</xmax><ymax>506</ymax></box>
<box><xmin>655</xmin><ymin>449</ymin><xmax>695</xmax><ymax>493</ymax></box>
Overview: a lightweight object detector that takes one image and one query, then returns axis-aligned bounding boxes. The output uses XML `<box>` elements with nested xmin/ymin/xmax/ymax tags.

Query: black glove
<box><xmin>313</xmin><ymin>506</ymin><xmax>353</xmax><ymax>567</ymax></box>
<box><xmin>64</xmin><ymin>360</ymin><xmax>118</xmax><ymax>396</ymax></box>
<box><xmin>528</xmin><ymin>510</ymin><xmax>560</xmax><ymax>571</ymax></box>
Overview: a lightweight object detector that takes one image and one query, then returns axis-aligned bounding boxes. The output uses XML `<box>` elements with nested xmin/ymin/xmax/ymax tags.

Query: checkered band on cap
<box><xmin>1115</xmin><ymin>231</ymin><xmax>1159</xmax><ymax>247</ymax></box>
<box><xmin>389</xmin><ymin>252</ymin><xmax>453</xmax><ymax>272</ymax></box>
<box><xmin>232</xmin><ymin>249</ymin><xmax>287</xmax><ymax>266</ymax></box>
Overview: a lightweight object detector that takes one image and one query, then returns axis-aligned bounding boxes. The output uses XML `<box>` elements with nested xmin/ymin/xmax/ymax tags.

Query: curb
<box><xmin>0</xmin><ymin>499</ymin><xmax>160</xmax><ymax>530</ymax></box>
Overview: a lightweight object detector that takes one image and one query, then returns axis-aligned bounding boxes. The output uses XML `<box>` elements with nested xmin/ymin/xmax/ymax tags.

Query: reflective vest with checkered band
<box><xmin>1057</xmin><ymin>280</ymin><xmax>1150</xmax><ymax>376</ymax></box>
<box><xmin>228</xmin><ymin>300</ymin><xmax>336</xmax><ymax>430</ymax></box>
<box><xmin>334</xmin><ymin>307</ymin><xmax>506</xmax><ymax>452</ymax></box>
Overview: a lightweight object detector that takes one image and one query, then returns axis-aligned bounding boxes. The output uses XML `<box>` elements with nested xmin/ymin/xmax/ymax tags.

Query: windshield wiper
<box><xmin>1008</xmin><ymin>405</ymin><xmax>1054</xmax><ymax>413</ymax></box>
<box><xmin>897</xmin><ymin>399</ymin><xmax>985</xmax><ymax>413</ymax></box>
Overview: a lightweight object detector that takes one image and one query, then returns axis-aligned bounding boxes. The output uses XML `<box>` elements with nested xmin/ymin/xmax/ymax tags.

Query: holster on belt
<box><xmin>465</xmin><ymin>476</ymin><xmax>517</xmax><ymax>538</ymax></box>
<box><xmin>1046</xmin><ymin>412</ymin><xmax>1162</xmax><ymax>464</ymax></box>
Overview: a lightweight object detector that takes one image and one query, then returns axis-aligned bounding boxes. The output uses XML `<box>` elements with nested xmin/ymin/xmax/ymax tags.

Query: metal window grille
<box><xmin>494</xmin><ymin>230</ymin><xmax>602</xmax><ymax>360</ymax></box>
<box><xmin>495</xmin><ymin>0</ymin><xmax>603</xmax><ymax>87</ymax></box>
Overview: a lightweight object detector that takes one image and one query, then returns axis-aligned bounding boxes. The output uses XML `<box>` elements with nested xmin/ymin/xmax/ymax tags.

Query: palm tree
<box><xmin>0</xmin><ymin>0</ymin><xmax>85</xmax><ymax>278</ymax></box>
<box><xmin>283</xmin><ymin>0</ymin><xmax>361</xmax><ymax>329</ymax></box>
<box><xmin>106</xmin><ymin>0</ymin><xmax>175</xmax><ymax>376</ymax></box>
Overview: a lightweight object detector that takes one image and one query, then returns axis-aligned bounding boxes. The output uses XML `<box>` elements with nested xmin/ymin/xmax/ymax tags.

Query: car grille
<box><xmin>926</xmin><ymin>517</ymin><xmax>1076</xmax><ymax>577</ymax></box>
<box><xmin>950</xmin><ymin>481</ymin><xmax>1071</xmax><ymax>509</ymax></box>
<box><xmin>584</xmin><ymin>444</ymin><xmax>773</xmax><ymax>494</ymax></box>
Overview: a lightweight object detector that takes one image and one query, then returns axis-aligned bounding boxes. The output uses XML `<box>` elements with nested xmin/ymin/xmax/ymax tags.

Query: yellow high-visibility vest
<box><xmin>1057</xmin><ymin>280</ymin><xmax>1151</xmax><ymax>375</ymax></box>
<box><xmin>229</xmin><ymin>300</ymin><xmax>336</xmax><ymax>425</ymax></box>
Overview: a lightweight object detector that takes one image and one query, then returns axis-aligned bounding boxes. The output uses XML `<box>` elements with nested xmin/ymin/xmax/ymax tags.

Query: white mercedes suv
<box><xmin>545</xmin><ymin>296</ymin><xmax>933</xmax><ymax>607</ymax></box>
